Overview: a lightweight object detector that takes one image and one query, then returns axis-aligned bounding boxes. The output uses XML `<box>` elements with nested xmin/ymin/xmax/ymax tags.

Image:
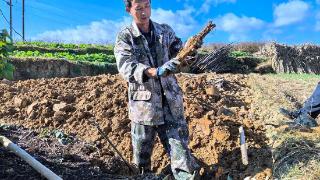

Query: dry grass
<box><xmin>280</xmin><ymin>159</ymin><xmax>320</xmax><ymax>180</ymax></box>
<box><xmin>273</xmin><ymin>134</ymin><xmax>320</xmax><ymax>179</ymax></box>
<box><xmin>248</xmin><ymin>73</ymin><xmax>320</xmax><ymax>179</ymax></box>
<box><xmin>248</xmin><ymin>74</ymin><xmax>318</xmax><ymax>127</ymax></box>
<box><xmin>203</xmin><ymin>42</ymin><xmax>265</xmax><ymax>53</ymax></box>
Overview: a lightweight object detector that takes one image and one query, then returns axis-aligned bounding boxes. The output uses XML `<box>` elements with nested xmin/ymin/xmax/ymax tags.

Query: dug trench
<box><xmin>0</xmin><ymin>73</ymin><xmax>272</xmax><ymax>179</ymax></box>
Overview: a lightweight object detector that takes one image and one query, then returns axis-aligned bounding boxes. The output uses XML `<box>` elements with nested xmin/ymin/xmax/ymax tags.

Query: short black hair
<box><xmin>124</xmin><ymin>0</ymin><xmax>151</xmax><ymax>8</ymax></box>
<box><xmin>124</xmin><ymin>0</ymin><xmax>132</xmax><ymax>8</ymax></box>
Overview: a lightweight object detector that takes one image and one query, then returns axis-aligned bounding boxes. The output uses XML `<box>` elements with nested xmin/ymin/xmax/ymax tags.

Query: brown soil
<box><xmin>0</xmin><ymin>73</ymin><xmax>272</xmax><ymax>179</ymax></box>
<box><xmin>1</xmin><ymin>125</ymin><xmax>158</xmax><ymax>180</ymax></box>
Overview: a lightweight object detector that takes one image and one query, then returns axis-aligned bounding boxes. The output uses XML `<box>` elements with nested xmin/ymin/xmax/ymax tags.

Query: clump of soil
<box><xmin>0</xmin><ymin>73</ymin><xmax>272</xmax><ymax>179</ymax></box>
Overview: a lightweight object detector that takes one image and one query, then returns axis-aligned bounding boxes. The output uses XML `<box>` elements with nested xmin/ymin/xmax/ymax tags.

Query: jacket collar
<box><xmin>131</xmin><ymin>19</ymin><xmax>161</xmax><ymax>38</ymax></box>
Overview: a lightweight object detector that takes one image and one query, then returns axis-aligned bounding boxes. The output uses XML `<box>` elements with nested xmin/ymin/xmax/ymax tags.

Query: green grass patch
<box><xmin>229</xmin><ymin>50</ymin><xmax>253</xmax><ymax>58</ymax></box>
<box><xmin>266</xmin><ymin>73</ymin><xmax>320</xmax><ymax>81</ymax></box>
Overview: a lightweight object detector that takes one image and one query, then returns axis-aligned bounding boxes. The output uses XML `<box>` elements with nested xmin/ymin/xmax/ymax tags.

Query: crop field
<box><xmin>11</xmin><ymin>41</ymin><xmax>116</xmax><ymax>64</ymax></box>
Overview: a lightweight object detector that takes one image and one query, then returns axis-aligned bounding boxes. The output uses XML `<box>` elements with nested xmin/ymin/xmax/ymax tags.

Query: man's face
<box><xmin>127</xmin><ymin>0</ymin><xmax>151</xmax><ymax>25</ymax></box>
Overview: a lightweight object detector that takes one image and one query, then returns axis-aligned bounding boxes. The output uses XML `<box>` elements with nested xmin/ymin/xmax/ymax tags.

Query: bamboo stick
<box><xmin>0</xmin><ymin>136</ymin><xmax>62</xmax><ymax>180</ymax></box>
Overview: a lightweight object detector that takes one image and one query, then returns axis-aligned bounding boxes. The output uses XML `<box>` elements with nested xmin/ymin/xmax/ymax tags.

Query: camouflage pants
<box><xmin>299</xmin><ymin>82</ymin><xmax>320</xmax><ymax>118</ymax></box>
<box><xmin>131</xmin><ymin>103</ymin><xmax>198</xmax><ymax>180</ymax></box>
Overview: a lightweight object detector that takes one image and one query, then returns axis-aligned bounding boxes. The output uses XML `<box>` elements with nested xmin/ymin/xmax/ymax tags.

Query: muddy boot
<box><xmin>279</xmin><ymin>108</ymin><xmax>300</xmax><ymax>119</ymax></box>
<box><xmin>294</xmin><ymin>113</ymin><xmax>318</xmax><ymax>127</ymax></box>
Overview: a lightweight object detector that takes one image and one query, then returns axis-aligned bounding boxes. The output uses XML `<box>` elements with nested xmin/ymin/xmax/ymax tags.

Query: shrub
<box><xmin>229</xmin><ymin>50</ymin><xmax>252</xmax><ymax>58</ymax></box>
<box><xmin>0</xmin><ymin>29</ymin><xmax>15</xmax><ymax>80</ymax></box>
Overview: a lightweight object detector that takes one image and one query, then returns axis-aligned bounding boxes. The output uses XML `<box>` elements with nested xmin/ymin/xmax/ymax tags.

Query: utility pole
<box><xmin>9</xmin><ymin>0</ymin><xmax>12</xmax><ymax>37</ymax></box>
<box><xmin>22</xmin><ymin>0</ymin><xmax>25</xmax><ymax>41</ymax></box>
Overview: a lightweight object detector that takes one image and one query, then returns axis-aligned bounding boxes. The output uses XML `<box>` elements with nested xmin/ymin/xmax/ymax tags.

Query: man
<box><xmin>114</xmin><ymin>0</ymin><xmax>199</xmax><ymax>179</ymax></box>
<box><xmin>280</xmin><ymin>82</ymin><xmax>319</xmax><ymax>127</ymax></box>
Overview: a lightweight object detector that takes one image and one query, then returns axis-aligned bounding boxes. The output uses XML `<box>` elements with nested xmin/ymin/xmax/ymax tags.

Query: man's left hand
<box><xmin>157</xmin><ymin>58</ymin><xmax>181</xmax><ymax>77</ymax></box>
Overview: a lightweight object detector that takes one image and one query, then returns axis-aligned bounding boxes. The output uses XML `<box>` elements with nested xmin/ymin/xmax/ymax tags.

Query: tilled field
<box><xmin>0</xmin><ymin>73</ymin><xmax>272</xmax><ymax>179</ymax></box>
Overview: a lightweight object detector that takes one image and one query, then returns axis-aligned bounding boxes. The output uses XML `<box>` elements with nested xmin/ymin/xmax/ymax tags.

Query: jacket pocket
<box><xmin>131</xmin><ymin>90</ymin><xmax>152</xmax><ymax>101</ymax></box>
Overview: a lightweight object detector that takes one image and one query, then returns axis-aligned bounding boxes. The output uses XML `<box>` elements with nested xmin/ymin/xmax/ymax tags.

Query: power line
<box><xmin>1</xmin><ymin>0</ymin><xmax>10</xmax><ymax>6</ymax></box>
<box><xmin>1</xmin><ymin>0</ymin><xmax>18</xmax><ymax>7</ymax></box>
<box><xmin>0</xmin><ymin>8</ymin><xmax>10</xmax><ymax>25</ymax></box>
<box><xmin>0</xmin><ymin>8</ymin><xmax>23</xmax><ymax>38</ymax></box>
<box><xmin>9</xmin><ymin>0</ymin><xmax>12</xmax><ymax>37</ymax></box>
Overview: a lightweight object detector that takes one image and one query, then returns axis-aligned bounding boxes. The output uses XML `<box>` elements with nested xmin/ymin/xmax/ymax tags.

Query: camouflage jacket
<box><xmin>114</xmin><ymin>20</ymin><xmax>185</xmax><ymax>125</ymax></box>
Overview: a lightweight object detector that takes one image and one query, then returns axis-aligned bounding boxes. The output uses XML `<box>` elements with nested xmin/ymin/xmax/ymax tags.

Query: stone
<box><xmin>13</xmin><ymin>97</ymin><xmax>29</xmax><ymax>108</ymax></box>
<box><xmin>217</xmin><ymin>107</ymin><xmax>234</xmax><ymax>116</ymax></box>
<box><xmin>53</xmin><ymin>102</ymin><xmax>67</xmax><ymax>112</ymax></box>
<box><xmin>205</xmin><ymin>86</ymin><xmax>219</xmax><ymax>96</ymax></box>
<box><xmin>27</xmin><ymin>102</ymin><xmax>38</xmax><ymax>115</ymax></box>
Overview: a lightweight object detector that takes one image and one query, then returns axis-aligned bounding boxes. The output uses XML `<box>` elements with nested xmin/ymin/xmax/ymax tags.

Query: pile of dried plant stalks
<box><xmin>260</xmin><ymin>43</ymin><xmax>320</xmax><ymax>74</ymax></box>
<box><xmin>273</xmin><ymin>137</ymin><xmax>320</xmax><ymax>177</ymax></box>
<box><xmin>190</xmin><ymin>45</ymin><xmax>232</xmax><ymax>73</ymax></box>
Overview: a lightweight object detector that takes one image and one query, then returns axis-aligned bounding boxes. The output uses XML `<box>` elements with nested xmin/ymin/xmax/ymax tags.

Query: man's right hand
<box><xmin>157</xmin><ymin>58</ymin><xmax>181</xmax><ymax>77</ymax></box>
<box><xmin>144</xmin><ymin>68</ymin><xmax>157</xmax><ymax>78</ymax></box>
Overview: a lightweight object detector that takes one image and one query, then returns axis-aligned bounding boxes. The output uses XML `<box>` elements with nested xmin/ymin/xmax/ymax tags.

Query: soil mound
<box><xmin>0</xmin><ymin>73</ymin><xmax>272</xmax><ymax>179</ymax></box>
